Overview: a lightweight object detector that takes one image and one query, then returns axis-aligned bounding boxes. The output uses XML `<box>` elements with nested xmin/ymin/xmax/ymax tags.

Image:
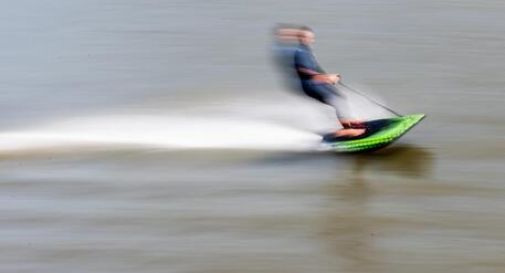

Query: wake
<box><xmin>0</xmin><ymin>114</ymin><xmax>323</xmax><ymax>154</ymax></box>
<box><xmin>0</xmin><ymin>90</ymin><xmax>391</xmax><ymax>155</ymax></box>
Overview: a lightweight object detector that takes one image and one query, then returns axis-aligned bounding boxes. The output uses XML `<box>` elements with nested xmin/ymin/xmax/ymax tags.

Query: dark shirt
<box><xmin>294</xmin><ymin>44</ymin><xmax>326</xmax><ymax>81</ymax></box>
<box><xmin>273</xmin><ymin>42</ymin><xmax>297</xmax><ymax>69</ymax></box>
<box><xmin>272</xmin><ymin>41</ymin><xmax>301</xmax><ymax>91</ymax></box>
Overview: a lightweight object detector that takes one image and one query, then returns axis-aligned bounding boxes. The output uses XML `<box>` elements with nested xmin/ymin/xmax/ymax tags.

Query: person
<box><xmin>290</xmin><ymin>26</ymin><xmax>365</xmax><ymax>137</ymax></box>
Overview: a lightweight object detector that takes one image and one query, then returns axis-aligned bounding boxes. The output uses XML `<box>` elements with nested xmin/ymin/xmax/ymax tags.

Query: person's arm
<box><xmin>297</xmin><ymin>67</ymin><xmax>321</xmax><ymax>78</ymax></box>
<box><xmin>298</xmin><ymin>68</ymin><xmax>340</xmax><ymax>84</ymax></box>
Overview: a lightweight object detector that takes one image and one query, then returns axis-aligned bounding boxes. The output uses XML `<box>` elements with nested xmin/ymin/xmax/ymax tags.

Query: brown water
<box><xmin>1</xmin><ymin>1</ymin><xmax>505</xmax><ymax>272</ymax></box>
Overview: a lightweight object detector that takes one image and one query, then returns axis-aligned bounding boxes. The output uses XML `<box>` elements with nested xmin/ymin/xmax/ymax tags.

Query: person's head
<box><xmin>273</xmin><ymin>24</ymin><xmax>301</xmax><ymax>43</ymax></box>
<box><xmin>297</xmin><ymin>26</ymin><xmax>315</xmax><ymax>45</ymax></box>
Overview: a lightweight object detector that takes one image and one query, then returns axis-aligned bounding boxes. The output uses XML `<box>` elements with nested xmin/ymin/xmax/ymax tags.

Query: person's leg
<box><xmin>302</xmin><ymin>83</ymin><xmax>366</xmax><ymax>136</ymax></box>
<box><xmin>316</xmin><ymin>85</ymin><xmax>366</xmax><ymax>136</ymax></box>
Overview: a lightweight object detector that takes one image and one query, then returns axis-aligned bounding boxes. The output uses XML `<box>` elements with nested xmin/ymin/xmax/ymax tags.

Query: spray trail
<box><xmin>0</xmin><ymin>114</ymin><xmax>323</xmax><ymax>154</ymax></box>
<box><xmin>0</xmin><ymin>92</ymin><xmax>394</xmax><ymax>155</ymax></box>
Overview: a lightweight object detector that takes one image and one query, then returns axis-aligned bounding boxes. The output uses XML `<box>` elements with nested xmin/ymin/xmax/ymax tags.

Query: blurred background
<box><xmin>0</xmin><ymin>0</ymin><xmax>504</xmax><ymax>272</ymax></box>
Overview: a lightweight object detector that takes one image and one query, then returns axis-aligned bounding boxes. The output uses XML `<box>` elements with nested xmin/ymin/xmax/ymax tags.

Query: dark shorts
<box><xmin>300</xmin><ymin>81</ymin><xmax>349</xmax><ymax>119</ymax></box>
<box><xmin>301</xmin><ymin>82</ymin><xmax>343</xmax><ymax>105</ymax></box>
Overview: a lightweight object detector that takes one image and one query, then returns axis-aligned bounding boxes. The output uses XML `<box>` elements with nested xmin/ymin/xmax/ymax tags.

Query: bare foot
<box><xmin>339</xmin><ymin>119</ymin><xmax>365</xmax><ymax>129</ymax></box>
<box><xmin>335</xmin><ymin>128</ymin><xmax>366</xmax><ymax>137</ymax></box>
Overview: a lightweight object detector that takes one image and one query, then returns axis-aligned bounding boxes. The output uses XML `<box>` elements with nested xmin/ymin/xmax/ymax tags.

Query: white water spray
<box><xmin>0</xmin><ymin>110</ymin><xmax>325</xmax><ymax>154</ymax></box>
<box><xmin>0</xmin><ymin>92</ymin><xmax>391</xmax><ymax>155</ymax></box>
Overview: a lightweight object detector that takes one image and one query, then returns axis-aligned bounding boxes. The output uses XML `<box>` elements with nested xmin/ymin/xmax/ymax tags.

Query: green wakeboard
<box><xmin>322</xmin><ymin>114</ymin><xmax>425</xmax><ymax>153</ymax></box>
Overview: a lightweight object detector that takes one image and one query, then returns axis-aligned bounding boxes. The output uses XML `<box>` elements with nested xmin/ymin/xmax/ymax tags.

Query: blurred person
<box><xmin>274</xmin><ymin>25</ymin><xmax>365</xmax><ymax>138</ymax></box>
<box><xmin>272</xmin><ymin>24</ymin><xmax>302</xmax><ymax>91</ymax></box>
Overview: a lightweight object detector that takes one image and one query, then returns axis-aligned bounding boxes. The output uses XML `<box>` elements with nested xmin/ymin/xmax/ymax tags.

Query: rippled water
<box><xmin>1</xmin><ymin>0</ymin><xmax>504</xmax><ymax>272</ymax></box>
